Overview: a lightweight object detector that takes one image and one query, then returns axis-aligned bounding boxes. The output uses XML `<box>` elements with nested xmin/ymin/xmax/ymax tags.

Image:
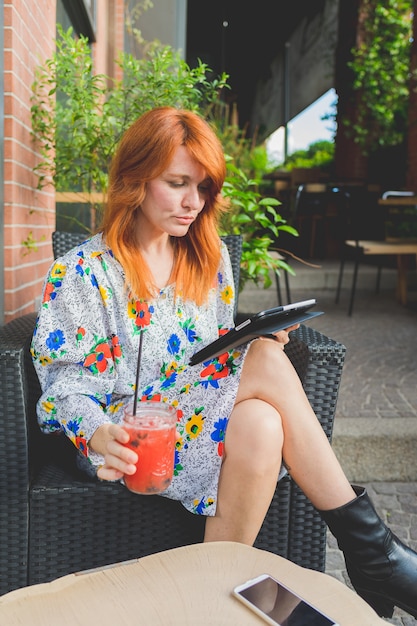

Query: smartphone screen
<box><xmin>233</xmin><ymin>574</ymin><xmax>339</xmax><ymax>626</ymax></box>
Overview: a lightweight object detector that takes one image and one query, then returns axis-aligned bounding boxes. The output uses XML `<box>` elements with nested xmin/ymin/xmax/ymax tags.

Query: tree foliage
<box><xmin>348</xmin><ymin>0</ymin><xmax>413</xmax><ymax>150</ymax></box>
<box><xmin>31</xmin><ymin>25</ymin><xmax>228</xmax><ymax>194</ymax></box>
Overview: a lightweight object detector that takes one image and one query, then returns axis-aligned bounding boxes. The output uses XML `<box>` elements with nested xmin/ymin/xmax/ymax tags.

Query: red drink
<box><xmin>122</xmin><ymin>401</ymin><xmax>177</xmax><ymax>495</ymax></box>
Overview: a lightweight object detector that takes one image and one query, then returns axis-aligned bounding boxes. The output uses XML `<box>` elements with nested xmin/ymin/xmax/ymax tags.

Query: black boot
<box><xmin>319</xmin><ymin>485</ymin><xmax>417</xmax><ymax>619</ymax></box>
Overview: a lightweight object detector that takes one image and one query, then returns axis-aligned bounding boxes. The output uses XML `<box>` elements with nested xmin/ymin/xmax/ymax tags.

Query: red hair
<box><xmin>101</xmin><ymin>107</ymin><xmax>228</xmax><ymax>304</ymax></box>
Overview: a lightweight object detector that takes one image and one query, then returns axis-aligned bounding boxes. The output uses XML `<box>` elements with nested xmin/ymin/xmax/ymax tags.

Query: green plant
<box><xmin>347</xmin><ymin>0</ymin><xmax>413</xmax><ymax>151</ymax></box>
<box><xmin>31</xmin><ymin>25</ymin><xmax>228</xmax><ymax>195</ymax></box>
<box><xmin>220</xmin><ymin>160</ymin><xmax>297</xmax><ymax>290</ymax></box>
<box><xmin>277</xmin><ymin>140</ymin><xmax>335</xmax><ymax>171</ymax></box>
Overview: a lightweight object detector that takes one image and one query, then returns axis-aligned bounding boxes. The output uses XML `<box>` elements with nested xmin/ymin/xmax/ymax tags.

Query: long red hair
<box><xmin>101</xmin><ymin>107</ymin><xmax>228</xmax><ymax>304</ymax></box>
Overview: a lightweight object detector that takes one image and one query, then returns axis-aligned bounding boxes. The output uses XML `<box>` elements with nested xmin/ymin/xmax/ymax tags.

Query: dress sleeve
<box><xmin>216</xmin><ymin>241</ymin><xmax>236</xmax><ymax>334</ymax></box>
<box><xmin>31</xmin><ymin>254</ymin><xmax>121</xmax><ymax>468</ymax></box>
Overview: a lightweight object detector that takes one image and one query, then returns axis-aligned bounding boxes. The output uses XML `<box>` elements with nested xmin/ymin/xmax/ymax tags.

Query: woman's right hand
<box><xmin>89</xmin><ymin>423</ymin><xmax>138</xmax><ymax>481</ymax></box>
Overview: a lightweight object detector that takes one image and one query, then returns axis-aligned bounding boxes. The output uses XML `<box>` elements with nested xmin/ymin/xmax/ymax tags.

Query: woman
<box><xmin>32</xmin><ymin>107</ymin><xmax>417</xmax><ymax>619</ymax></box>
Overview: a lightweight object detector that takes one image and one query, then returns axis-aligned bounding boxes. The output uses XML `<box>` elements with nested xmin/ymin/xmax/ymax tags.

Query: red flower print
<box><xmin>83</xmin><ymin>341</ymin><xmax>112</xmax><ymax>373</ymax></box>
<box><xmin>135</xmin><ymin>302</ymin><xmax>152</xmax><ymax>328</ymax></box>
<box><xmin>200</xmin><ymin>353</ymin><xmax>230</xmax><ymax>380</ymax></box>
<box><xmin>42</xmin><ymin>282</ymin><xmax>55</xmax><ymax>303</ymax></box>
<box><xmin>75</xmin><ymin>436</ymin><xmax>88</xmax><ymax>457</ymax></box>
<box><xmin>111</xmin><ymin>334</ymin><xmax>122</xmax><ymax>359</ymax></box>
<box><xmin>141</xmin><ymin>393</ymin><xmax>162</xmax><ymax>402</ymax></box>
<box><xmin>76</xmin><ymin>327</ymin><xmax>86</xmax><ymax>342</ymax></box>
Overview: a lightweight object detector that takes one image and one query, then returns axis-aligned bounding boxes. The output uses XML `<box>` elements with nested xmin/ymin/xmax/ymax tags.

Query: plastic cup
<box><xmin>122</xmin><ymin>401</ymin><xmax>177</xmax><ymax>495</ymax></box>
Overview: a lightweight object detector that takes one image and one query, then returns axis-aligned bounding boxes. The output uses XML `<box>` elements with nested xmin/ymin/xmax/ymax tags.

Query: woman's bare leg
<box><xmin>242</xmin><ymin>339</ymin><xmax>355</xmax><ymax>509</ymax></box>
<box><xmin>205</xmin><ymin>338</ymin><xmax>356</xmax><ymax>544</ymax></box>
<box><xmin>204</xmin><ymin>398</ymin><xmax>283</xmax><ymax>544</ymax></box>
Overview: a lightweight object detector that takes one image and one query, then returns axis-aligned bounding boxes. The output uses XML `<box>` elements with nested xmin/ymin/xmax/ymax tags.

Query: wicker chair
<box><xmin>0</xmin><ymin>231</ymin><xmax>346</xmax><ymax>595</ymax></box>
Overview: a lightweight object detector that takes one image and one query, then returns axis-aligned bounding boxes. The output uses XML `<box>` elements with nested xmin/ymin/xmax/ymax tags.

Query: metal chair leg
<box><xmin>335</xmin><ymin>256</ymin><xmax>345</xmax><ymax>304</ymax></box>
<box><xmin>275</xmin><ymin>272</ymin><xmax>283</xmax><ymax>306</ymax></box>
<box><xmin>376</xmin><ymin>265</ymin><xmax>382</xmax><ymax>294</ymax></box>
<box><xmin>348</xmin><ymin>257</ymin><xmax>360</xmax><ymax>316</ymax></box>
<box><xmin>284</xmin><ymin>270</ymin><xmax>291</xmax><ymax>303</ymax></box>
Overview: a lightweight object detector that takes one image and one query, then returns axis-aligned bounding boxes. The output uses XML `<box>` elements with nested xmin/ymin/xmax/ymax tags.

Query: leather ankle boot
<box><xmin>319</xmin><ymin>485</ymin><xmax>417</xmax><ymax>619</ymax></box>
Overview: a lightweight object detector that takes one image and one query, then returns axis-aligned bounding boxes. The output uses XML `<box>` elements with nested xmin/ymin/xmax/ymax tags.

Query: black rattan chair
<box><xmin>0</xmin><ymin>232</ymin><xmax>346</xmax><ymax>595</ymax></box>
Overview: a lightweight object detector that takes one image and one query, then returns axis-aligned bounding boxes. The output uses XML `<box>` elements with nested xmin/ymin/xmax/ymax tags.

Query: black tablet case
<box><xmin>189</xmin><ymin>301</ymin><xmax>323</xmax><ymax>365</ymax></box>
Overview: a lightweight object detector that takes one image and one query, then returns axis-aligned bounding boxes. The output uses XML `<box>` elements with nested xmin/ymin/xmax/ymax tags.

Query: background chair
<box><xmin>292</xmin><ymin>183</ymin><xmax>329</xmax><ymax>259</ymax></box>
<box><xmin>334</xmin><ymin>188</ymin><xmax>417</xmax><ymax>315</ymax></box>
<box><xmin>0</xmin><ymin>231</ymin><xmax>346</xmax><ymax>595</ymax></box>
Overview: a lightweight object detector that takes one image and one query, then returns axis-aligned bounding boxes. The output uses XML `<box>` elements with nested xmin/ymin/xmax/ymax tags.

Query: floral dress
<box><xmin>31</xmin><ymin>232</ymin><xmax>248</xmax><ymax>516</ymax></box>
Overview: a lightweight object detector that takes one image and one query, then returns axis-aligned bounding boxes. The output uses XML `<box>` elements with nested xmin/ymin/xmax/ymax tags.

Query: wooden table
<box><xmin>375</xmin><ymin>197</ymin><xmax>417</xmax><ymax>304</ymax></box>
<box><xmin>345</xmin><ymin>238</ymin><xmax>417</xmax><ymax>305</ymax></box>
<box><xmin>0</xmin><ymin>542</ymin><xmax>385</xmax><ymax>625</ymax></box>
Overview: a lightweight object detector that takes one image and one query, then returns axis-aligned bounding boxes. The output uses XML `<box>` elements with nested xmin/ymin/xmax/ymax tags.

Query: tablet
<box><xmin>189</xmin><ymin>299</ymin><xmax>323</xmax><ymax>365</ymax></box>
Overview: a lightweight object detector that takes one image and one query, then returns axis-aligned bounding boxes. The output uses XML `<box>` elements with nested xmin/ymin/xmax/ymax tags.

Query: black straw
<box><xmin>133</xmin><ymin>330</ymin><xmax>144</xmax><ymax>416</ymax></box>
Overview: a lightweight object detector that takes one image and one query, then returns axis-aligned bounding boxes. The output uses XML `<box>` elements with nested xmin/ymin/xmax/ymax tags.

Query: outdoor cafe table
<box><xmin>0</xmin><ymin>541</ymin><xmax>386</xmax><ymax>625</ymax></box>
<box><xmin>377</xmin><ymin>195</ymin><xmax>417</xmax><ymax>305</ymax></box>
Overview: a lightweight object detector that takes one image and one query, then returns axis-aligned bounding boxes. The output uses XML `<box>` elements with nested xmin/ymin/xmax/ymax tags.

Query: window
<box><xmin>61</xmin><ymin>0</ymin><xmax>96</xmax><ymax>41</ymax></box>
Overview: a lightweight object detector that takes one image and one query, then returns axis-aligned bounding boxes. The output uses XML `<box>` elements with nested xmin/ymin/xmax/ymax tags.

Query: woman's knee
<box><xmin>225</xmin><ymin>399</ymin><xmax>284</xmax><ymax>462</ymax></box>
<box><xmin>237</xmin><ymin>339</ymin><xmax>298</xmax><ymax>403</ymax></box>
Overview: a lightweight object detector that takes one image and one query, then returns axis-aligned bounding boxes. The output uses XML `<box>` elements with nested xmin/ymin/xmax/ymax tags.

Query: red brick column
<box><xmin>3</xmin><ymin>1</ymin><xmax>125</xmax><ymax>322</ymax></box>
<box><xmin>4</xmin><ymin>0</ymin><xmax>56</xmax><ymax>321</ymax></box>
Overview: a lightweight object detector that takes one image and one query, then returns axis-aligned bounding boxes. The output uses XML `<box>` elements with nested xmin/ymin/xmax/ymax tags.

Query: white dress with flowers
<box><xmin>31</xmin><ymin>232</ymin><xmax>247</xmax><ymax>516</ymax></box>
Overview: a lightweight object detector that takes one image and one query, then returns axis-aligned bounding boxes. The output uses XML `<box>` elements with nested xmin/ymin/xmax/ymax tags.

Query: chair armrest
<box><xmin>0</xmin><ymin>313</ymin><xmax>39</xmax><ymax>478</ymax></box>
<box><xmin>286</xmin><ymin>324</ymin><xmax>346</xmax><ymax>440</ymax></box>
<box><xmin>0</xmin><ymin>312</ymin><xmax>39</xmax><ymax>592</ymax></box>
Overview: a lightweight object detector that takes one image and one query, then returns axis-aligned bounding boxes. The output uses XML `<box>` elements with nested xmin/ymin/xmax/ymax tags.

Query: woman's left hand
<box><xmin>261</xmin><ymin>323</ymin><xmax>300</xmax><ymax>349</ymax></box>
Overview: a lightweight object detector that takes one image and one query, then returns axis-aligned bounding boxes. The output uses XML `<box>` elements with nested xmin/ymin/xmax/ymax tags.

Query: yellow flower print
<box><xmin>42</xmin><ymin>399</ymin><xmax>55</xmax><ymax>413</ymax></box>
<box><xmin>186</xmin><ymin>412</ymin><xmax>205</xmax><ymax>439</ymax></box>
<box><xmin>175</xmin><ymin>436</ymin><xmax>185</xmax><ymax>451</ymax></box>
<box><xmin>50</xmin><ymin>263</ymin><xmax>66</xmax><ymax>280</ymax></box>
<box><xmin>108</xmin><ymin>402</ymin><xmax>124</xmax><ymax>414</ymax></box>
<box><xmin>127</xmin><ymin>300</ymin><xmax>137</xmax><ymax>319</ymax></box>
<box><xmin>99</xmin><ymin>285</ymin><xmax>108</xmax><ymax>304</ymax></box>
<box><xmin>165</xmin><ymin>361</ymin><xmax>178</xmax><ymax>376</ymax></box>
<box><xmin>221</xmin><ymin>285</ymin><xmax>234</xmax><ymax>304</ymax></box>
<box><xmin>180</xmin><ymin>383</ymin><xmax>191</xmax><ymax>394</ymax></box>
<box><xmin>39</xmin><ymin>355</ymin><xmax>53</xmax><ymax>366</ymax></box>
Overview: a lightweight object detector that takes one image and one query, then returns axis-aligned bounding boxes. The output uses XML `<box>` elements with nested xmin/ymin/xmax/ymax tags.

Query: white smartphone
<box><xmin>233</xmin><ymin>574</ymin><xmax>340</xmax><ymax>626</ymax></box>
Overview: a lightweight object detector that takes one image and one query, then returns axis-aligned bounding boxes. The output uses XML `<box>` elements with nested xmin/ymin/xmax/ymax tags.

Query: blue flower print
<box><xmin>180</xmin><ymin>318</ymin><xmax>200</xmax><ymax>343</ymax></box>
<box><xmin>167</xmin><ymin>333</ymin><xmax>181</xmax><ymax>355</ymax></box>
<box><xmin>46</xmin><ymin>329</ymin><xmax>65</xmax><ymax>351</ymax></box>
<box><xmin>218</xmin><ymin>270</ymin><xmax>224</xmax><ymax>285</ymax></box>
<box><xmin>193</xmin><ymin>497</ymin><xmax>215</xmax><ymax>515</ymax></box>
<box><xmin>161</xmin><ymin>371</ymin><xmax>178</xmax><ymax>389</ymax></box>
<box><xmin>90</xmin><ymin>273</ymin><xmax>98</xmax><ymax>288</ymax></box>
<box><xmin>194</xmin><ymin>499</ymin><xmax>205</xmax><ymax>514</ymax></box>
<box><xmin>211</xmin><ymin>417</ymin><xmax>228</xmax><ymax>443</ymax></box>
<box><xmin>42</xmin><ymin>416</ymin><xmax>60</xmax><ymax>432</ymax></box>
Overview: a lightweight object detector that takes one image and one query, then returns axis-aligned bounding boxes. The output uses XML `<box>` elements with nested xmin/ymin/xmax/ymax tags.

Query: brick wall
<box><xmin>3</xmin><ymin>1</ymin><xmax>125</xmax><ymax>322</ymax></box>
<box><xmin>4</xmin><ymin>0</ymin><xmax>56</xmax><ymax>322</ymax></box>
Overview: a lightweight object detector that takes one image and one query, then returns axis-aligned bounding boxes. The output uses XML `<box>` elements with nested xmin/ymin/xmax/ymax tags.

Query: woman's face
<box><xmin>137</xmin><ymin>145</ymin><xmax>210</xmax><ymax>239</ymax></box>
